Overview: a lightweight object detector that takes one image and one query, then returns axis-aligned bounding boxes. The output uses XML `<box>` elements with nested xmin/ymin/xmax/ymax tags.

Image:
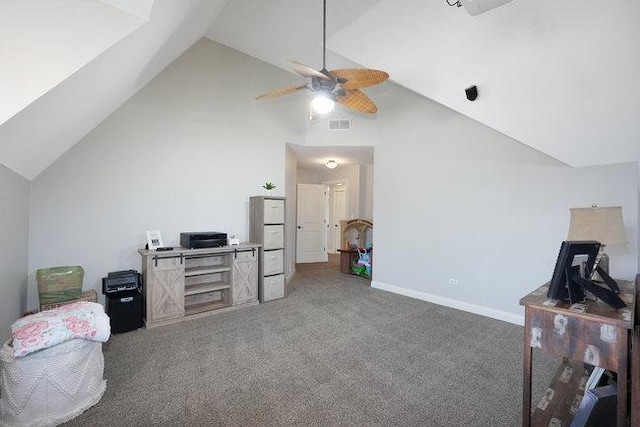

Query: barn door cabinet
<box><xmin>231</xmin><ymin>249</ymin><xmax>260</xmax><ymax>305</ymax></box>
<box><xmin>250</xmin><ymin>196</ymin><xmax>286</xmax><ymax>302</ymax></box>
<box><xmin>139</xmin><ymin>244</ymin><xmax>260</xmax><ymax>328</ymax></box>
<box><xmin>144</xmin><ymin>255</ymin><xmax>185</xmax><ymax>322</ymax></box>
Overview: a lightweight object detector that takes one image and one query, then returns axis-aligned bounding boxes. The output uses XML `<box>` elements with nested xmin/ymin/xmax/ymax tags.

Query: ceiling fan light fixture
<box><xmin>325</xmin><ymin>160</ymin><xmax>339</xmax><ymax>170</ymax></box>
<box><xmin>254</xmin><ymin>0</ymin><xmax>388</xmax><ymax>115</ymax></box>
<box><xmin>311</xmin><ymin>93</ymin><xmax>335</xmax><ymax>115</ymax></box>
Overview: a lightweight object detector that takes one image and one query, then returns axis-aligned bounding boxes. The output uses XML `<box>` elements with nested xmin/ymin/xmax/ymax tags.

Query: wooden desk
<box><xmin>520</xmin><ymin>279</ymin><xmax>636</xmax><ymax>426</ymax></box>
<box><xmin>631</xmin><ymin>274</ymin><xmax>640</xmax><ymax>426</ymax></box>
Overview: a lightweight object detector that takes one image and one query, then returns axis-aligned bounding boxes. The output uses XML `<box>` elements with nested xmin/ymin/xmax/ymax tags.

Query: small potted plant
<box><xmin>262</xmin><ymin>182</ymin><xmax>276</xmax><ymax>195</ymax></box>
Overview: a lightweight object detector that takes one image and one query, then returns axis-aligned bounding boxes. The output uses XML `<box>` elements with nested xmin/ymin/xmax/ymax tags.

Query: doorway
<box><xmin>286</xmin><ymin>143</ymin><xmax>374</xmax><ymax>273</ymax></box>
<box><xmin>296</xmin><ymin>183</ymin><xmax>329</xmax><ymax>263</ymax></box>
<box><xmin>327</xmin><ymin>182</ymin><xmax>347</xmax><ymax>254</ymax></box>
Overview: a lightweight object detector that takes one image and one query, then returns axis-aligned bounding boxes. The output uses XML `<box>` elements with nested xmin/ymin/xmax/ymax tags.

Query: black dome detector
<box><xmin>465</xmin><ymin>85</ymin><xmax>478</xmax><ymax>101</ymax></box>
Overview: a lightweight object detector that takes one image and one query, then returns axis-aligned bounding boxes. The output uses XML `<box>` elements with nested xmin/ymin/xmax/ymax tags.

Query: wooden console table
<box><xmin>520</xmin><ymin>278</ymin><xmax>636</xmax><ymax>426</ymax></box>
<box><xmin>138</xmin><ymin>244</ymin><xmax>260</xmax><ymax>328</ymax></box>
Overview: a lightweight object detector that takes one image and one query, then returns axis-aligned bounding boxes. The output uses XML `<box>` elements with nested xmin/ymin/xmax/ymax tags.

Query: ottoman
<box><xmin>0</xmin><ymin>338</ymin><xmax>106</xmax><ymax>426</ymax></box>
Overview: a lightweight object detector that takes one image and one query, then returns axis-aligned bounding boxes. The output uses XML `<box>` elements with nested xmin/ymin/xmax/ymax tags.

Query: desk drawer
<box><xmin>263</xmin><ymin>250</ymin><xmax>284</xmax><ymax>275</ymax></box>
<box><xmin>263</xmin><ymin>225</ymin><xmax>284</xmax><ymax>250</ymax></box>
<box><xmin>529</xmin><ymin>310</ymin><xmax>622</xmax><ymax>371</ymax></box>
<box><xmin>263</xmin><ymin>274</ymin><xmax>285</xmax><ymax>301</ymax></box>
<box><xmin>263</xmin><ymin>199</ymin><xmax>284</xmax><ymax>224</ymax></box>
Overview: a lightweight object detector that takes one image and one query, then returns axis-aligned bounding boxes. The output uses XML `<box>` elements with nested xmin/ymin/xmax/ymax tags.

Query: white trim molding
<box><xmin>371</xmin><ymin>280</ymin><xmax>525</xmax><ymax>326</ymax></box>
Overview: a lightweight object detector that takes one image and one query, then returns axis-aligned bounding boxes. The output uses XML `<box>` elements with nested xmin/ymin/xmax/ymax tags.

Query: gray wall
<box><xmin>28</xmin><ymin>39</ymin><xmax>305</xmax><ymax>308</ymax></box>
<box><xmin>21</xmin><ymin>36</ymin><xmax>639</xmax><ymax>325</ymax></box>
<box><xmin>360</xmin><ymin>164</ymin><xmax>373</xmax><ymax>220</ymax></box>
<box><xmin>306</xmin><ymin>83</ymin><xmax>638</xmax><ymax>324</ymax></box>
<box><xmin>0</xmin><ymin>165</ymin><xmax>29</xmax><ymax>341</ymax></box>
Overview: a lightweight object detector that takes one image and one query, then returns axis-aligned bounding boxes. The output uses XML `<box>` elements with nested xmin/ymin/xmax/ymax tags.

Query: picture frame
<box><xmin>146</xmin><ymin>230</ymin><xmax>164</xmax><ymax>250</ymax></box>
<box><xmin>547</xmin><ymin>240</ymin><xmax>600</xmax><ymax>301</ymax></box>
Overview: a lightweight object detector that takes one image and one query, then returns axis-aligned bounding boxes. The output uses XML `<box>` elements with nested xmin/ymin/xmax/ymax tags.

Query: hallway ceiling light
<box><xmin>325</xmin><ymin>160</ymin><xmax>339</xmax><ymax>170</ymax></box>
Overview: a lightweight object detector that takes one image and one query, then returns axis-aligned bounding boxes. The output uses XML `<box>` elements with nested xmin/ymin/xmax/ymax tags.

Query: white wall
<box><xmin>330</xmin><ymin>0</ymin><xmax>640</xmax><ymax>168</ymax></box>
<box><xmin>296</xmin><ymin>168</ymin><xmax>319</xmax><ymax>184</ymax></box>
<box><xmin>0</xmin><ymin>165</ymin><xmax>29</xmax><ymax>341</ymax></box>
<box><xmin>284</xmin><ymin>145</ymin><xmax>298</xmax><ymax>280</ymax></box>
<box><xmin>319</xmin><ymin>164</ymin><xmax>362</xmax><ymax>220</ymax></box>
<box><xmin>28</xmin><ymin>39</ymin><xmax>305</xmax><ymax>308</ymax></box>
<box><xmin>0</xmin><ymin>0</ymin><xmax>143</xmax><ymax>126</ymax></box>
<box><xmin>307</xmin><ymin>83</ymin><xmax>638</xmax><ymax>324</ymax></box>
<box><xmin>360</xmin><ymin>164</ymin><xmax>373</xmax><ymax>220</ymax></box>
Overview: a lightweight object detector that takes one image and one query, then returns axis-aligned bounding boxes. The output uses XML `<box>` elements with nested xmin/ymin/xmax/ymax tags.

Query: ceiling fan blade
<box><xmin>330</xmin><ymin>69</ymin><xmax>389</xmax><ymax>90</ymax></box>
<box><xmin>287</xmin><ymin>60</ymin><xmax>332</xmax><ymax>81</ymax></box>
<box><xmin>337</xmin><ymin>89</ymin><xmax>378</xmax><ymax>114</ymax></box>
<box><xmin>255</xmin><ymin>84</ymin><xmax>308</xmax><ymax>100</ymax></box>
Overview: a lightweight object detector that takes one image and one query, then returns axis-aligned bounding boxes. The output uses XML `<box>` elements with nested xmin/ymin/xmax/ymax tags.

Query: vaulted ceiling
<box><xmin>1</xmin><ymin>0</ymin><xmax>639</xmax><ymax>180</ymax></box>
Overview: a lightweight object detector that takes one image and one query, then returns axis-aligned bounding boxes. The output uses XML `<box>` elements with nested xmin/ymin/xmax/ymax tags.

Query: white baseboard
<box><xmin>286</xmin><ymin>269</ymin><xmax>296</xmax><ymax>285</ymax></box>
<box><xmin>371</xmin><ymin>280</ymin><xmax>525</xmax><ymax>326</ymax></box>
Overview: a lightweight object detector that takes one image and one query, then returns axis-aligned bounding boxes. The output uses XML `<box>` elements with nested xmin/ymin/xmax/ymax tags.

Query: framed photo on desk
<box><xmin>146</xmin><ymin>230</ymin><xmax>163</xmax><ymax>250</ymax></box>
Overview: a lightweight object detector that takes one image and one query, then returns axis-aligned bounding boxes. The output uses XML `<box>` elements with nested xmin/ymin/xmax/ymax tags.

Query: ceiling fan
<box><xmin>255</xmin><ymin>0</ymin><xmax>389</xmax><ymax>118</ymax></box>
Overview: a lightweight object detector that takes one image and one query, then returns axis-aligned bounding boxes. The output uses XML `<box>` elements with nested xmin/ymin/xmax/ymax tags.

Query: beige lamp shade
<box><xmin>567</xmin><ymin>206</ymin><xmax>627</xmax><ymax>245</ymax></box>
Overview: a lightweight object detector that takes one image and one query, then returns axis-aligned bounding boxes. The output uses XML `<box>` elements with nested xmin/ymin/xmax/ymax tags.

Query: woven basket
<box><xmin>39</xmin><ymin>289</ymin><xmax>97</xmax><ymax>312</ymax></box>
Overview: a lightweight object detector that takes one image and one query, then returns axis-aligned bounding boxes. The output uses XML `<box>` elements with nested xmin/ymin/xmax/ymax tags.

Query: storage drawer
<box><xmin>263</xmin><ymin>274</ymin><xmax>285</xmax><ymax>301</ymax></box>
<box><xmin>264</xmin><ymin>199</ymin><xmax>284</xmax><ymax>224</ymax></box>
<box><xmin>263</xmin><ymin>225</ymin><xmax>284</xmax><ymax>250</ymax></box>
<box><xmin>263</xmin><ymin>249</ymin><xmax>284</xmax><ymax>275</ymax></box>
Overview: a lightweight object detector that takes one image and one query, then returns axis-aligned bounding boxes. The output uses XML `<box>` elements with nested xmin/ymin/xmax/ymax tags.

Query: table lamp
<box><xmin>567</xmin><ymin>205</ymin><xmax>627</xmax><ymax>279</ymax></box>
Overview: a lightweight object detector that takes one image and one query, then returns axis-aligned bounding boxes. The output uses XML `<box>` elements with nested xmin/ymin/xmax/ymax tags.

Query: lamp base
<box><xmin>590</xmin><ymin>252</ymin><xmax>610</xmax><ymax>283</ymax></box>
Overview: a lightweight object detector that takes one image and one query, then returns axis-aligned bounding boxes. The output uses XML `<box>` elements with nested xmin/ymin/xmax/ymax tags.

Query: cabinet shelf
<box><xmin>185</xmin><ymin>300</ymin><xmax>231</xmax><ymax>316</ymax></box>
<box><xmin>184</xmin><ymin>281</ymin><xmax>230</xmax><ymax>296</ymax></box>
<box><xmin>531</xmin><ymin>359</ymin><xmax>589</xmax><ymax>425</ymax></box>
<box><xmin>184</xmin><ymin>266</ymin><xmax>230</xmax><ymax>277</ymax></box>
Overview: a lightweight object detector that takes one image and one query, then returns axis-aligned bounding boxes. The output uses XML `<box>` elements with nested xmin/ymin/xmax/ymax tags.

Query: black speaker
<box><xmin>106</xmin><ymin>289</ymin><xmax>144</xmax><ymax>333</ymax></box>
<box><xmin>465</xmin><ymin>85</ymin><xmax>478</xmax><ymax>101</ymax></box>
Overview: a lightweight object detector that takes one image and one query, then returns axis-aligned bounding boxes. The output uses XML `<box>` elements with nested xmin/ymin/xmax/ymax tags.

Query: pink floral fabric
<box><xmin>11</xmin><ymin>301</ymin><xmax>110</xmax><ymax>357</ymax></box>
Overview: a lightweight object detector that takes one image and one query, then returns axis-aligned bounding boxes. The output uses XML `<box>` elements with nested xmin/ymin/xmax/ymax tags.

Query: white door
<box><xmin>296</xmin><ymin>183</ymin><xmax>328</xmax><ymax>263</ymax></box>
<box><xmin>329</xmin><ymin>185</ymin><xmax>347</xmax><ymax>253</ymax></box>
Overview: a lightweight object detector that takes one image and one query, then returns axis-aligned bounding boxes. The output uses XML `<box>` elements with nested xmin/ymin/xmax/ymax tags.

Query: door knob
<box><xmin>297</xmin><ymin>225</ymin><xmax>302</xmax><ymax>229</ymax></box>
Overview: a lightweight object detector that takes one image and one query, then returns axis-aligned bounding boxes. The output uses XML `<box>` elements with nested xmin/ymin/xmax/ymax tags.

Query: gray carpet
<box><xmin>65</xmin><ymin>259</ymin><xmax>556</xmax><ymax>426</ymax></box>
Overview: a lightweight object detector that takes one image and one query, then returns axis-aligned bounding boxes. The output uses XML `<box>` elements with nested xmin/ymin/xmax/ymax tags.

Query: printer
<box><xmin>102</xmin><ymin>270</ymin><xmax>142</xmax><ymax>294</ymax></box>
<box><xmin>102</xmin><ymin>270</ymin><xmax>143</xmax><ymax>333</ymax></box>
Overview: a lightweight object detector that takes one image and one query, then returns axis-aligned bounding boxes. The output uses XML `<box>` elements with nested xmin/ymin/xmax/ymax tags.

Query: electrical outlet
<box><xmin>449</xmin><ymin>278</ymin><xmax>459</xmax><ymax>286</ymax></box>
